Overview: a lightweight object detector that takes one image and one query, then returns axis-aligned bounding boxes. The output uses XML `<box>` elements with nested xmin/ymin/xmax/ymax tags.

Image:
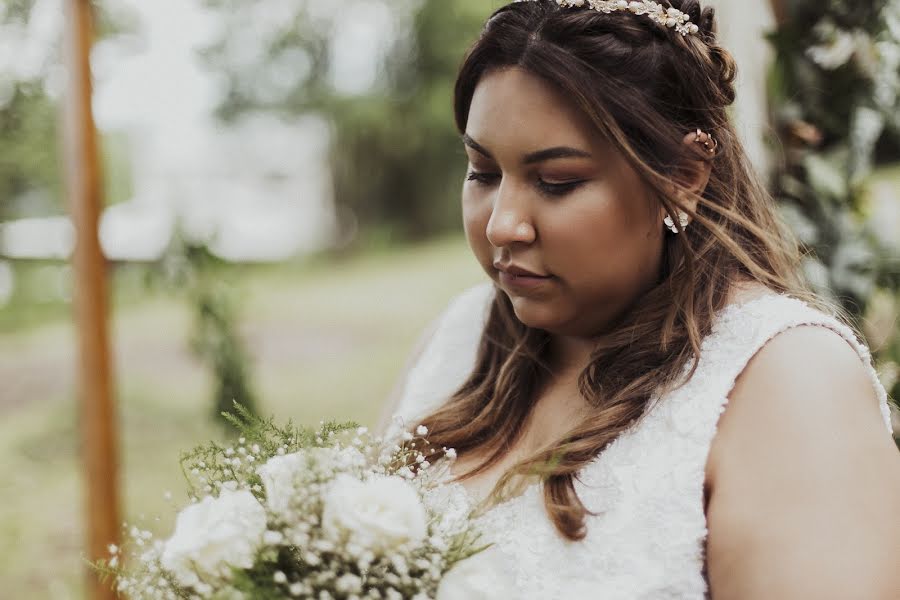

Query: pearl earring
<box><xmin>664</xmin><ymin>211</ymin><xmax>689</xmax><ymax>233</ymax></box>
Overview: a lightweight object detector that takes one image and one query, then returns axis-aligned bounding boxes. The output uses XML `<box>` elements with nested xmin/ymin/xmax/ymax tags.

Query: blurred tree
<box><xmin>151</xmin><ymin>232</ymin><xmax>260</xmax><ymax>428</ymax></box>
<box><xmin>0</xmin><ymin>0</ymin><xmax>134</xmax><ymax>221</ymax></box>
<box><xmin>202</xmin><ymin>0</ymin><xmax>494</xmax><ymax>243</ymax></box>
<box><xmin>0</xmin><ymin>0</ymin><xmax>61</xmax><ymax>220</ymax></box>
<box><xmin>0</xmin><ymin>81</ymin><xmax>60</xmax><ymax>220</ymax></box>
<box><xmin>767</xmin><ymin>0</ymin><xmax>900</xmax><ymax>412</ymax></box>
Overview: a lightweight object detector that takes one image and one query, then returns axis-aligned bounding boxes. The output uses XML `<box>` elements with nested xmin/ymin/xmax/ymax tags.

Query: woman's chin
<box><xmin>508</xmin><ymin>296</ymin><xmax>566</xmax><ymax>331</ymax></box>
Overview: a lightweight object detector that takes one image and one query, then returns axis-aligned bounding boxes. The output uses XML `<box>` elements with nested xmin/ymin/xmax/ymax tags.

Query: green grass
<box><xmin>0</xmin><ymin>235</ymin><xmax>485</xmax><ymax>599</ymax></box>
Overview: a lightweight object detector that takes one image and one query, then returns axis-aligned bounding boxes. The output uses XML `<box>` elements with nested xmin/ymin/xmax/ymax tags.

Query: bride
<box><xmin>380</xmin><ymin>1</ymin><xmax>900</xmax><ymax>598</ymax></box>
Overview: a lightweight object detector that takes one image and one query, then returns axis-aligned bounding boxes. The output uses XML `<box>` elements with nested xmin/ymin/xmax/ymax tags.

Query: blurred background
<box><xmin>1</xmin><ymin>0</ymin><xmax>898</xmax><ymax>597</ymax></box>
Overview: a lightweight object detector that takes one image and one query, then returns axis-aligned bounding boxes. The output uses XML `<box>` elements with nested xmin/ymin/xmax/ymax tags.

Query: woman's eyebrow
<box><xmin>522</xmin><ymin>146</ymin><xmax>593</xmax><ymax>164</ymax></box>
<box><xmin>462</xmin><ymin>134</ymin><xmax>592</xmax><ymax>164</ymax></box>
<box><xmin>462</xmin><ymin>134</ymin><xmax>493</xmax><ymax>159</ymax></box>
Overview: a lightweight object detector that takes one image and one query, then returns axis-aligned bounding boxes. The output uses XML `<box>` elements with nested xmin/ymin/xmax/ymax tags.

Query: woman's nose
<box><xmin>485</xmin><ymin>182</ymin><xmax>536</xmax><ymax>248</ymax></box>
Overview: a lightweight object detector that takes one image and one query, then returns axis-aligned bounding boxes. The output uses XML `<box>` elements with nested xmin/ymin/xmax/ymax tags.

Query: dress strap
<box><xmin>391</xmin><ymin>282</ymin><xmax>495</xmax><ymax>430</ymax></box>
<box><xmin>674</xmin><ymin>294</ymin><xmax>895</xmax><ymax>458</ymax></box>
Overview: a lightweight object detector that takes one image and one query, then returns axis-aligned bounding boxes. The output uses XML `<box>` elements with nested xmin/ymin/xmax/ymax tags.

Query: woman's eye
<box><xmin>466</xmin><ymin>171</ymin><xmax>586</xmax><ymax>196</ymax></box>
<box><xmin>466</xmin><ymin>171</ymin><xmax>500</xmax><ymax>185</ymax></box>
<box><xmin>537</xmin><ymin>179</ymin><xmax>586</xmax><ymax>196</ymax></box>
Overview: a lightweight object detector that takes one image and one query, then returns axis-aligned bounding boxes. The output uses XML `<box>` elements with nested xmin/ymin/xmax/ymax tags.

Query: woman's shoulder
<box><xmin>707</xmin><ymin>282</ymin><xmax>893</xmax><ymax>433</ymax></box>
<box><xmin>711</xmin><ymin>318</ymin><xmax>895</xmax><ymax>462</ymax></box>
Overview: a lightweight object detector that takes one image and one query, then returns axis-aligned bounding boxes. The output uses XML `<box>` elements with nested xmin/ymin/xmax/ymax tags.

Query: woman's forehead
<box><xmin>465</xmin><ymin>67</ymin><xmax>608</xmax><ymax>158</ymax></box>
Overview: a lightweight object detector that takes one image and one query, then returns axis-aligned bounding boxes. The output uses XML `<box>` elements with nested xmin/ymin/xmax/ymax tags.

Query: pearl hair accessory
<box><xmin>519</xmin><ymin>0</ymin><xmax>701</xmax><ymax>37</ymax></box>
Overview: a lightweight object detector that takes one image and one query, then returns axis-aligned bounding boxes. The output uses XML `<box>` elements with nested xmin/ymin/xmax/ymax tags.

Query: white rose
<box><xmin>322</xmin><ymin>474</ymin><xmax>427</xmax><ymax>554</ymax></box>
<box><xmin>436</xmin><ymin>550</ymin><xmax>514</xmax><ymax>600</ymax></box>
<box><xmin>257</xmin><ymin>452</ymin><xmax>308</xmax><ymax>515</ymax></box>
<box><xmin>160</xmin><ymin>489</ymin><xmax>267</xmax><ymax>589</ymax></box>
<box><xmin>257</xmin><ymin>447</ymin><xmax>364</xmax><ymax>515</ymax></box>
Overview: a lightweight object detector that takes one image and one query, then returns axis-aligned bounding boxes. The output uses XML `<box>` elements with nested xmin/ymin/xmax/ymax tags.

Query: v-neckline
<box><xmin>441</xmin><ymin>290</ymin><xmax>783</xmax><ymax>517</ymax></box>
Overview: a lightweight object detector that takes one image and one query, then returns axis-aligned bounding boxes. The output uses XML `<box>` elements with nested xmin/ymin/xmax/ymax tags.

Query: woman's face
<box><xmin>462</xmin><ymin>67</ymin><xmax>667</xmax><ymax>337</ymax></box>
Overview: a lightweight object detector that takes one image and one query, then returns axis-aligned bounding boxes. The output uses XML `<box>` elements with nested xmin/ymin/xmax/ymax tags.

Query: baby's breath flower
<box><xmin>195</xmin><ymin>581</ymin><xmax>213</xmax><ymax>596</ymax></box>
<box><xmin>335</xmin><ymin>573</ymin><xmax>363</xmax><ymax>593</ymax></box>
<box><xmin>263</xmin><ymin>530</ymin><xmax>284</xmax><ymax>545</ymax></box>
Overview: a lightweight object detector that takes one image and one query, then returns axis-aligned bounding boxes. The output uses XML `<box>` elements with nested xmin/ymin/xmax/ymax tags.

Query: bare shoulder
<box><xmin>708</xmin><ymin>324</ymin><xmax>892</xmax><ymax>469</ymax></box>
<box><xmin>705</xmin><ymin>324</ymin><xmax>900</xmax><ymax>599</ymax></box>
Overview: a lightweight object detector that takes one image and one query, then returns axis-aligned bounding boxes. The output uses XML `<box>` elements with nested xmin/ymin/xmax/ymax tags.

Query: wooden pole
<box><xmin>62</xmin><ymin>2</ymin><xmax>120</xmax><ymax>599</ymax></box>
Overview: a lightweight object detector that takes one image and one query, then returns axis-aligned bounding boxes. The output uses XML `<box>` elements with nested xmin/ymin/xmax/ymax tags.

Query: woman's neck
<box><xmin>547</xmin><ymin>334</ymin><xmax>595</xmax><ymax>381</ymax></box>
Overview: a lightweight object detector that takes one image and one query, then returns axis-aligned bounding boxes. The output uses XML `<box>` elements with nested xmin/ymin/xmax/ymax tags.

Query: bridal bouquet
<box><xmin>95</xmin><ymin>405</ymin><xmax>493</xmax><ymax>599</ymax></box>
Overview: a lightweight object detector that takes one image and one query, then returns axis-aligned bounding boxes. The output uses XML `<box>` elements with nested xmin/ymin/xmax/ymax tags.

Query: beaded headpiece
<box><xmin>519</xmin><ymin>0</ymin><xmax>700</xmax><ymax>37</ymax></box>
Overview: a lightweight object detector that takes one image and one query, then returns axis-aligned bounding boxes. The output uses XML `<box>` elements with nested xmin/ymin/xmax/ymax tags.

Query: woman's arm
<box><xmin>705</xmin><ymin>325</ymin><xmax>900</xmax><ymax>599</ymax></box>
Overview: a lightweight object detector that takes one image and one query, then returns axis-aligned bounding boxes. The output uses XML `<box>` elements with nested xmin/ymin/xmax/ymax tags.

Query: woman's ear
<box><xmin>660</xmin><ymin>130</ymin><xmax>715</xmax><ymax>223</ymax></box>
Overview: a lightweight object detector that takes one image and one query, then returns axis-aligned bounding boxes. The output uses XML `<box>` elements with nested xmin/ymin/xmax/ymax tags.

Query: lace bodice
<box><xmin>392</xmin><ymin>282</ymin><xmax>894</xmax><ymax>599</ymax></box>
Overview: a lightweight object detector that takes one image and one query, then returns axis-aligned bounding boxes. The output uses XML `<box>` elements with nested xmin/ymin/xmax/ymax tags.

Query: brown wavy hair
<box><xmin>413</xmin><ymin>0</ymin><xmax>842</xmax><ymax>541</ymax></box>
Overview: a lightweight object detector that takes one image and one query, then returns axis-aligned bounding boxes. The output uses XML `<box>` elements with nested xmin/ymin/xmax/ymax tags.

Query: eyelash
<box><xmin>466</xmin><ymin>171</ymin><xmax>586</xmax><ymax>197</ymax></box>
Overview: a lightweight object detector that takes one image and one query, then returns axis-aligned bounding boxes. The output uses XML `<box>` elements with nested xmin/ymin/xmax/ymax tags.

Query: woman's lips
<box><xmin>497</xmin><ymin>269</ymin><xmax>553</xmax><ymax>290</ymax></box>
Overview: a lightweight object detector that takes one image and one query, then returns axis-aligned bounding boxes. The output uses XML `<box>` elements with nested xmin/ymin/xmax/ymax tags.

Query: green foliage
<box><xmin>0</xmin><ymin>83</ymin><xmax>61</xmax><ymax>220</ymax></box>
<box><xmin>180</xmin><ymin>402</ymin><xmax>357</xmax><ymax>498</ymax></box>
<box><xmin>0</xmin><ymin>1</ymin><xmax>136</xmax><ymax>222</ymax></box>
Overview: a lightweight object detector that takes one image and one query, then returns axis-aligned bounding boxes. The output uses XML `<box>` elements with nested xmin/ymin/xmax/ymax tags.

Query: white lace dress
<box><xmin>390</xmin><ymin>282</ymin><xmax>895</xmax><ymax>600</ymax></box>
